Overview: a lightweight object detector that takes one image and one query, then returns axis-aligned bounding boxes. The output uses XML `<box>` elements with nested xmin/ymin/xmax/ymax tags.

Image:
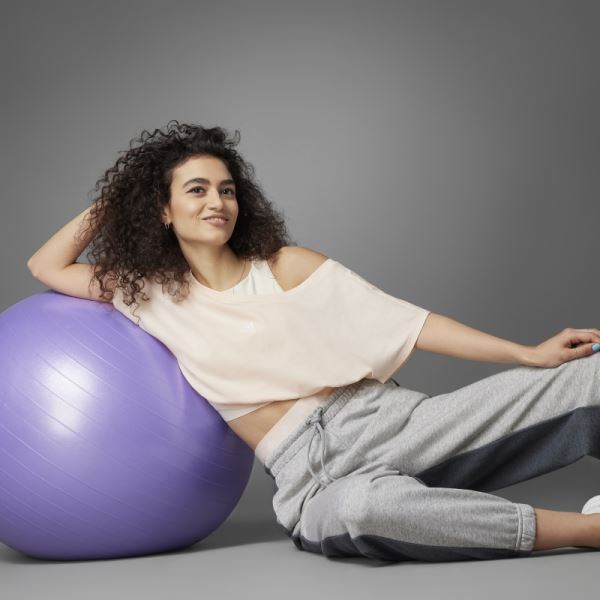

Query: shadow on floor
<box><xmin>0</xmin><ymin>518</ymin><xmax>286</xmax><ymax>564</ymax></box>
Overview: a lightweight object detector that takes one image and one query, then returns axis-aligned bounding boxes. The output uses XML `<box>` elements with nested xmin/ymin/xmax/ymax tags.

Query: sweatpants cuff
<box><xmin>515</xmin><ymin>503</ymin><xmax>537</xmax><ymax>553</ymax></box>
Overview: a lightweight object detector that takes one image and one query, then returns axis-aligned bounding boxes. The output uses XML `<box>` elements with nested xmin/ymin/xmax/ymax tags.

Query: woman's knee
<box><xmin>563</xmin><ymin>352</ymin><xmax>600</xmax><ymax>403</ymax></box>
<box><xmin>340</xmin><ymin>472</ymin><xmax>427</xmax><ymax>532</ymax></box>
<box><xmin>301</xmin><ymin>472</ymin><xmax>403</xmax><ymax>533</ymax></box>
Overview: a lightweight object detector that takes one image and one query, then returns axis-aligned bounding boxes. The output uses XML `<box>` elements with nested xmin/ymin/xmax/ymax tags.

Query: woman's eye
<box><xmin>189</xmin><ymin>186</ymin><xmax>235</xmax><ymax>195</ymax></box>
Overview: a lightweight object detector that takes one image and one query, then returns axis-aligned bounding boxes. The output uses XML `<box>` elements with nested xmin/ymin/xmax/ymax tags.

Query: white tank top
<box><xmin>191</xmin><ymin>259</ymin><xmax>285</xmax><ymax>295</ymax></box>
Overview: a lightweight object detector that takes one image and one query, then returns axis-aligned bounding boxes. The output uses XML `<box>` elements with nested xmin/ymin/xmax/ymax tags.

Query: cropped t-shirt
<box><xmin>110</xmin><ymin>256</ymin><xmax>431</xmax><ymax>423</ymax></box>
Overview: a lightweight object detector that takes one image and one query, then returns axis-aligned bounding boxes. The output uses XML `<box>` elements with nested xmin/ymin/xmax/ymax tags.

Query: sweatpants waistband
<box><xmin>262</xmin><ymin>379</ymin><xmax>367</xmax><ymax>479</ymax></box>
<box><xmin>254</xmin><ymin>387</ymin><xmax>336</xmax><ymax>465</ymax></box>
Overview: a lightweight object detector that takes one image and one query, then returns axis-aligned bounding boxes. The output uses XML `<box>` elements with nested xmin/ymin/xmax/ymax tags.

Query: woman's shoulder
<box><xmin>267</xmin><ymin>246</ymin><xmax>330</xmax><ymax>292</ymax></box>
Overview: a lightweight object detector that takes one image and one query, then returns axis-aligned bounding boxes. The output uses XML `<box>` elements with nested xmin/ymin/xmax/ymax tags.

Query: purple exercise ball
<box><xmin>0</xmin><ymin>290</ymin><xmax>253</xmax><ymax>561</ymax></box>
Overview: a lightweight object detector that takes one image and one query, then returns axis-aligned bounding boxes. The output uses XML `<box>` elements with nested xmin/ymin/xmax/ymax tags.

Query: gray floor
<box><xmin>1</xmin><ymin>457</ymin><xmax>599</xmax><ymax>600</ymax></box>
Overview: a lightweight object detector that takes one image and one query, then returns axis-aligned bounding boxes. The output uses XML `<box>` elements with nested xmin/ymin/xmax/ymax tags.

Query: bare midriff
<box><xmin>227</xmin><ymin>398</ymin><xmax>300</xmax><ymax>452</ymax></box>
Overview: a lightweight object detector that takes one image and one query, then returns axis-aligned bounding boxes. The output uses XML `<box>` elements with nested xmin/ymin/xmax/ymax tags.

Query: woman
<box><xmin>27</xmin><ymin>120</ymin><xmax>600</xmax><ymax>563</ymax></box>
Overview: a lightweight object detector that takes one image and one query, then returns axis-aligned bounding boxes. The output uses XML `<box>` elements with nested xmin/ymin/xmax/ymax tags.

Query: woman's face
<box><xmin>164</xmin><ymin>154</ymin><xmax>239</xmax><ymax>247</ymax></box>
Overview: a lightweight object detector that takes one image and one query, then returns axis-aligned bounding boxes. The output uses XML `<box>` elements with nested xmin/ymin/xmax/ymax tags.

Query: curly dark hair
<box><xmin>78</xmin><ymin>120</ymin><xmax>296</xmax><ymax>320</ymax></box>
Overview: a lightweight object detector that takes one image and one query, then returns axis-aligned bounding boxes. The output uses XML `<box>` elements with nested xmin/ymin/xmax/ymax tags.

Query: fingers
<box><xmin>566</xmin><ymin>330</ymin><xmax>600</xmax><ymax>359</ymax></box>
<box><xmin>567</xmin><ymin>329</ymin><xmax>600</xmax><ymax>346</ymax></box>
<box><xmin>570</xmin><ymin>342</ymin><xmax>600</xmax><ymax>358</ymax></box>
<box><xmin>578</xmin><ymin>328</ymin><xmax>600</xmax><ymax>337</ymax></box>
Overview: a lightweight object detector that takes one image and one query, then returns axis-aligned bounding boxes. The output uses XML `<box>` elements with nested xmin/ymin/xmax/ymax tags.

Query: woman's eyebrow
<box><xmin>182</xmin><ymin>177</ymin><xmax>236</xmax><ymax>188</ymax></box>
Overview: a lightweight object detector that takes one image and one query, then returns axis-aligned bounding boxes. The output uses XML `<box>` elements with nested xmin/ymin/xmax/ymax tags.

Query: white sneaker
<box><xmin>581</xmin><ymin>495</ymin><xmax>600</xmax><ymax>515</ymax></box>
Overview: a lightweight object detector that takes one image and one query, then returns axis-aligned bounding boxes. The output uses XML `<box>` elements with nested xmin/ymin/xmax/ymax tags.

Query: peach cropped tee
<box><xmin>111</xmin><ymin>256</ymin><xmax>431</xmax><ymax>462</ymax></box>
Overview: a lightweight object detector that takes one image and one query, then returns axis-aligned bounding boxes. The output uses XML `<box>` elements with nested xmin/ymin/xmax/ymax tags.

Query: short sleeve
<box><xmin>334</xmin><ymin>262</ymin><xmax>431</xmax><ymax>382</ymax></box>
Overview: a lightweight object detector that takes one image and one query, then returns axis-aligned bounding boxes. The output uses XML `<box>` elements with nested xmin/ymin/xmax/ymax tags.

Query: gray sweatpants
<box><xmin>263</xmin><ymin>353</ymin><xmax>600</xmax><ymax>562</ymax></box>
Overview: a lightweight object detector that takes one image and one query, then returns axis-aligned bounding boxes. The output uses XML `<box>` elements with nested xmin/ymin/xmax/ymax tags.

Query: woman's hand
<box><xmin>530</xmin><ymin>328</ymin><xmax>600</xmax><ymax>368</ymax></box>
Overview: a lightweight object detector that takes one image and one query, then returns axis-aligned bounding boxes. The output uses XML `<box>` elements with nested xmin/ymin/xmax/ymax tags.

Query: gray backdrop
<box><xmin>2</xmin><ymin>0</ymin><xmax>599</xmax><ymax>597</ymax></box>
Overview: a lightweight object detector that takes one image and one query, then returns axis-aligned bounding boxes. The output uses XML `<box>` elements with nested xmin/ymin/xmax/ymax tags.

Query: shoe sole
<box><xmin>581</xmin><ymin>495</ymin><xmax>600</xmax><ymax>515</ymax></box>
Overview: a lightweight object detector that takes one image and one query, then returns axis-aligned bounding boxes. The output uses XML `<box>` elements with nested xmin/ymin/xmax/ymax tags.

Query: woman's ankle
<box><xmin>532</xmin><ymin>508</ymin><xmax>598</xmax><ymax>551</ymax></box>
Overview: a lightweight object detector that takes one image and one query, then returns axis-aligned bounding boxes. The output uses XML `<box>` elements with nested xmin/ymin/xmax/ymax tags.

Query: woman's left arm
<box><xmin>414</xmin><ymin>312</ymin><xmax>600</xmax><ymax>368</ymax></box>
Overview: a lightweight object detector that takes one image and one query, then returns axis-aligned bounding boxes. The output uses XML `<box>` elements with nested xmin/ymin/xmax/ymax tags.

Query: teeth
<box><xmin>205</xmin><ymin>218</ymin><xmax>226</xmax><ymax>223</ymax></box>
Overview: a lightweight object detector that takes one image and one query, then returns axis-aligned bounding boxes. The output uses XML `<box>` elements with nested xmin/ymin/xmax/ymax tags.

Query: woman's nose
<box><xmin>206</xmin><ymin>190</ymin><xmax>226</xmax><ymax>207</ymax></box>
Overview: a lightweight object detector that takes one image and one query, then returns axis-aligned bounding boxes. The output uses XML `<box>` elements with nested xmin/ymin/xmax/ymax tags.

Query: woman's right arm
<box><xmin>27</xmin><ymin>203</ymin><xmax>115</xmax><ymax>302</ymax></box>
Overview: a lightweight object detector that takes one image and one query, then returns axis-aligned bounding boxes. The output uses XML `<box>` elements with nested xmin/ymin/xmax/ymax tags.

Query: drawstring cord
<box><xmin>305</xmin><ymin>406</ymin><xmax>338</xmax><ymax>487</ymax></box>
<box><xmin>303</xmin><ymin>394</ymin><xmax>428</xmax><ymax>489</ymax></box>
